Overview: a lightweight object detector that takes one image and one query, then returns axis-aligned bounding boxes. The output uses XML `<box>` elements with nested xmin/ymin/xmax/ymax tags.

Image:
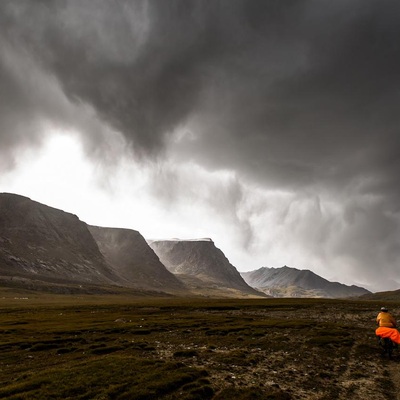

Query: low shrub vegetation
<box><xmin>0</xmin><ymin>294</ymin><xmax>398</xmax><ymax>398</ymax></box>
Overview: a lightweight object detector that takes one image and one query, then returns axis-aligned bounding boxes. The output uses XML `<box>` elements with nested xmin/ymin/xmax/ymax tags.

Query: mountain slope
<box><xmin>88</xmin><ymin>226</ymin><xmax>185</xmax><ymax>292</ymax></box>
<box><xmin>241</xmin><ymin>266</ymin><xmax>370</xmax><ymax>298</ymax></box>
<box><xmin>0</xmin><ymin>193</ymin><xmax>120</xmax><ymax>286</ymax></box>
<box><xmin>358</xmin><ymin>289</ymin><xmax>400</xmax><ymax>301</ymax></box>
<box><xmin>148</xmin><ymin>239</ymin><xmax>264</xmax><ymax>297</ymax></box>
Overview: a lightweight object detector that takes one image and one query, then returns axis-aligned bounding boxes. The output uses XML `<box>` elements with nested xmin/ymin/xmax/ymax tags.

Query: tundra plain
<box><xmin>0</xmin><ymin>288</ymin><xmax>399</xmax><ymax>400</ymax></box>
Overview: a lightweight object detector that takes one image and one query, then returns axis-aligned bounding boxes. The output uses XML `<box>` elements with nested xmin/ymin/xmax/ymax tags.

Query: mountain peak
<box><xmin>241</xmin><ymin>266</ymin><xmax>370</xmax><ymax>298</ymax></box>
<box><xmin>149</xmin><ymin>239</ymin><xmax>264</xmax><ymax>297</ymax></box>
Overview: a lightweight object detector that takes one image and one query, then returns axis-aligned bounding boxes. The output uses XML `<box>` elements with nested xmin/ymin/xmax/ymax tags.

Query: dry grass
<box><xmin>0</xmin><ymin>291</ymin><xmax>398</xmax><ymax>399</ymax></box>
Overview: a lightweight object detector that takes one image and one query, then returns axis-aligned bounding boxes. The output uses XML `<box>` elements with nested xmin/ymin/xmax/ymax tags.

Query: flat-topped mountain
<box><xmin>148</xmin><ymin>239</ymin><xmax>264</xmax><ymax>297</ymax></box>
<box><xmin>0</xmin><ymin>193</ymin><xmax>120</xmax><ymax>286</ymax></box>
<box><xmin>241</xmin><ymin>266</ymin><xmax>370</xmax><ymax>298</ymax></box>
<box><xmin>88</xmin><ymin>226</ymin><xmax>185</xmax><ymax>292</ymax></box>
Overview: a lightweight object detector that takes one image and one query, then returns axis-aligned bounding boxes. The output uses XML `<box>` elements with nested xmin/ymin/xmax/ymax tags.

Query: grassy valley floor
<box><xmin>0</xmin><ymin>289</ymin><xmax>399</xmax><ymax>399</ymax></box>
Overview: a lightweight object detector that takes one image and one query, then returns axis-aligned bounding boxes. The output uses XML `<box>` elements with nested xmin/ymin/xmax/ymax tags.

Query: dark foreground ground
<box><xmin>1</xmin><ymin>288</ymin><xmax>399</xmax><ymax>400</ymax></box>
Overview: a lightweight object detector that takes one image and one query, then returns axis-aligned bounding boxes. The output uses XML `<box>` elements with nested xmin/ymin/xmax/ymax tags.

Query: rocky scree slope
<box><xmin>0</xmin><ymin>193</ymin><xmax>121</xmax><ymax>286</ymax></box>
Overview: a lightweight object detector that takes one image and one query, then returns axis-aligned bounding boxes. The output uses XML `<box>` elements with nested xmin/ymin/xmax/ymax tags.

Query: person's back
<box><xmin>377</xmin><ymin>307</ymin><xmax>396</xmax><ymax>328</ymax></box>
<box><xmin>376</xmin><ymin>307</ymin><xmax>400</xmax><ymax>346</ymax></box>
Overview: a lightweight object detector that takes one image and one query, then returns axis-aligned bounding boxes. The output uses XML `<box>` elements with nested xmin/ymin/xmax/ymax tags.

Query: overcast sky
<box><xmin>1</xmin><ymin>0</ymin><xmax>399</xmax><ymax>292</ymax></box>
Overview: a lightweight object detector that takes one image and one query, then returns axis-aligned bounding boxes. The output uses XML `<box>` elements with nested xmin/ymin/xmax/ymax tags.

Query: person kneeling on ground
<box><xmin>376</xmin><ymin>307</ymin><xmax>400</xmax><ymax>344</ymax></box>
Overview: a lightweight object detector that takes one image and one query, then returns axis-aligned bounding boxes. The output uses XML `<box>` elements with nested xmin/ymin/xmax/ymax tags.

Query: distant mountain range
<box><xmin>0</xmin><ymin>193</ymin><xmax>373</xmax><ymax>298</ymax></box>
<box><xmin>241</xmin><ymin>266</ymin><xmax>371</xmax><ymax>298</ymax></box>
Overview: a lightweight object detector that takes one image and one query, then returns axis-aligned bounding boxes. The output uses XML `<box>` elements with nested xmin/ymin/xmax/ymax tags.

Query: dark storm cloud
<box><xmin>178</xmin><ymin>0</ymin><xmax>400</xmax><ymax>191</ymax></box>
<box><xmin>1</xmin><ymin>0</ymin><xmax>400</xmax><ymax>289</ymax></box>
<box><xmin>1</xmin><ymin>0</ymin><xmax>222</xmax><ymax>157</ymax></box>
<box><xmin>2</xmin><ymin>0</ymin><xmax>399</xmax><ymax>173</ymax></box>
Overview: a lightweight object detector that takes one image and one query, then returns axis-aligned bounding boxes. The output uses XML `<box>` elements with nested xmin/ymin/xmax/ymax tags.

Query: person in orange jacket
<box><xmin>377</xmin><ymin>307</ymin><xmax>397</xmax><ymax>327</ymax></box>
<box><xmin>376</xmin><ymin>307</ymin><xmax>400</xmax><ymax>344</ymax></box>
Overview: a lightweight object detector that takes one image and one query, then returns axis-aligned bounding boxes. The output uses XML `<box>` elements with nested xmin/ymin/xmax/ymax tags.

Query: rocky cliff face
<box><xmin>148</xmin><ymin>239</ymin><xmax>263</xmax><ymax>297</ymax></box>
<box><xmin>0</xmin><ymin>193</ymin><xmax>120</xmax><ymax>285</ymax></box>
<box><xmin>88</xmin><ymin>226</ymin><xmax>185</xmax><ymax>291</ymax></box>
<box><xmin>241</xmin><ymin>266</ymin><xmax>370</xmax><ymax>298</ymax></box>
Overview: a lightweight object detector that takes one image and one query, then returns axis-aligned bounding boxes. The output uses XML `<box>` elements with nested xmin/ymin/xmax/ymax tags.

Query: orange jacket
<box><xmin>376</xmin><ymin>327</ymin><xmax>400</xmax><ymax>344</ymax></box>
<box><xmin>376</xmin><ymin>312</ymin><xmax>396</xmax><ymax>328</ymax></box>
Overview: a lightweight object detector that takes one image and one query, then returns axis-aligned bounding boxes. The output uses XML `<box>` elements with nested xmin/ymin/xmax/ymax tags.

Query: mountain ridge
<box><xmin>0</xmin><ymin>193</ymin><xmax>265</xmax><ymax>297</ymax></box>
<box><xmin>241</xmin><ymin>266</ymin><xmax>370</xmax><ymax>298</ymax></box>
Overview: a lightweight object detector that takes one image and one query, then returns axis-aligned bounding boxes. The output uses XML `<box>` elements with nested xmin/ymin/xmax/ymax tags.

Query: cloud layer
<box><xmin>1</xmin><ymin>0</ymin><xmax>399</xmax><ymax>290</ymax></box>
